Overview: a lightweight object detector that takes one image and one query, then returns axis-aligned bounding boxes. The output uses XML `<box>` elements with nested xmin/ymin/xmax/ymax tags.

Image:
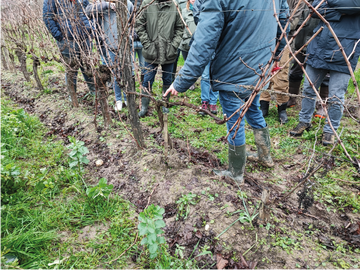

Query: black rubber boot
<box><xmin>138</xmin><ymin>89</ymin><xmax>150</xmax><ymax>118</ymax></box>
<box><xmin>162</xmin><ymin>84</ymin><xmax>171</xmax><ymax>114</ymax></box>
<box><xmin>214</xmin><ymin>144</ymin><xmax>246</xmax><ymax>186</ymax></box>
<box><xmin>277</xmin><ymin>102</ymin><xmax>288</xmax><ymax>124</ymax></box>
<box><xmin>320</xmin><ymin>84</ymin><xmax>329</xmax><ymax>100</ymax></box>
<box><xmin>260</xmin><ymin>100</ymin><xmax>269</xmax><ymax>117</ymax></box>
<box><xmin>247</xmin><ymin>127</ymin><xmax>274</xmax><ymax>168</ymax></box>
<box><xmin>288</xmin><ymin>80</ymin><xmax>301</xmax><ymax>108</ymax></box>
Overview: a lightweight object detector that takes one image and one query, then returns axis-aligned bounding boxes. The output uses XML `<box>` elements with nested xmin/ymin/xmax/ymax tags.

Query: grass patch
<box><xmin>0</xmin><ymin>97</ymin><xmax>196</xmax><ymax>269</ymax></box>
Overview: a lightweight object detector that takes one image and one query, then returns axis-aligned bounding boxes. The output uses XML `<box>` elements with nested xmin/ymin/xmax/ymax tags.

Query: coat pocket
<box><xmin>165</xmin><ymin>41</ymin><xmax>177</xmax><ymax>61</ymax></box>
<box><xmin>142</xmin><ymin>42</ymin><xmax>157</xmax><ymax>61</ymax></box>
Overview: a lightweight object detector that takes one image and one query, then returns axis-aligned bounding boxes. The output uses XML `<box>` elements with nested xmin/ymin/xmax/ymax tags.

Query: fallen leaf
<box><xmin>217</xmin><ymin>254</ymin><xmax>228</xmax><ymax>269</ymax></box>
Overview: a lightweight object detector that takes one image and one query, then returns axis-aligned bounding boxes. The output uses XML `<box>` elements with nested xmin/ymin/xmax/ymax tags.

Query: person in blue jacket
<box><xmin>43</xmin><ymin>0</ymin><xmax>96</xmax><ymax>102</ymax></box>
<box><xmin>164</xmin><ymin>0</ymin><xmax>289</xmax><ymax>184</ymax></box>
<box><xmin>290</xmin><ymin>0</ymin><xmax>360</xmax><ymax>146</ymax></box>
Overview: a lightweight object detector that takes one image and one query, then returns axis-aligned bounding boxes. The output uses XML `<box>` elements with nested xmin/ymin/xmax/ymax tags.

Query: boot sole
<box><xmin>314</xmin><ymin>114</ymin><xmax>325</xmax><ymax>119</ymax></box>
<box><xmin>322</xmin><ymin>141</ymin><xmax>334</xmax><ymax>146</ymax></box>
<box><xmin>289</xmin><ymin>127</ymin><xmax>311</xmax><ymax>137</ymax></box>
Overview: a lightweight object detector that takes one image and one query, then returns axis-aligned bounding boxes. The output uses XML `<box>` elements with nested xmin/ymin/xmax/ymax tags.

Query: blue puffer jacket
<box><xmin>307</xmin><ymin>0</ymin><xmax>360</xmax><ymax>74</ymax></box>
<box><xmin>43</xmin><ymin>0</ymin><xmax>93</xmax><ymax>42</ymax></box>
<box><xmin>173</xmin><ymin>0</ymin><xmax>289</xmax><ymax>93</ymax></box>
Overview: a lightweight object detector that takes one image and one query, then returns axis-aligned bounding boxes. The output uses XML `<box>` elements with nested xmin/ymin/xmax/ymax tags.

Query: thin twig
<box><xmin>108</xmin><ymin>232</ymin><xmax>138</xmax><ymax>264</ymax></box>
<box><xmin>145</xmin><ymin>183</ymin><xmax>160</xmax><ymax>209</ymax></box>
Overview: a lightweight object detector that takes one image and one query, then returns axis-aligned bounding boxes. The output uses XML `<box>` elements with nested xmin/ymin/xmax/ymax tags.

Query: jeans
<box><xmin>133</xmin><ymin>41</ymin><xmax>145</xmax><ymax>75</ymax></box>
<box><xmin>201</xmin><ymin>62</ymin><xmax>219</xmax><ymax>105</ymax></box>
<box><xmin>57</xmin><ymin>39</ymin><xmax>95</xmax><ymax>94</ymax></box>
<box><xmin>299</xmin><ymin>65</ymin><xmax>350</xmax><ymax>134</ymax></box>
<box><xmin>142</xmin><ymin>62</ymin><xmax>174</xmax><ymax>89</ymax></box>
<box><xmin>101</xmin><ymin>48</ymin><xmax>126</xmax><ymax>102</ymax></box>
<box><xmin>219</xmin><ymin>91</ymin><xmax>266</xmax><ymax>146</ymax></box>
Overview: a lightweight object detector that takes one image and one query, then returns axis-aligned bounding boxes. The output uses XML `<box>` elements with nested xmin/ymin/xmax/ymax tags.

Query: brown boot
<box><xmin>287</xmin><ymin>81</ymin><xmax>302</xmax><ymax>108</ymax></box>
<box><xmin>290</xmin><ymin>122</ymin><xmax>312</xmax><ymax>137</ymax></box>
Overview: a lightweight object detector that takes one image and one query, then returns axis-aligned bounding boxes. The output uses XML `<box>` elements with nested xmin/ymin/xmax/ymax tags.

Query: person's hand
<box><xmin>110</xmin><ymin>3</ymin><xmax>116</xmax><ymax>10</ymax></box>
<box><xmin>163</xmin><ymin>84</ymin><xmax>179</xmax><ymax>98</ymax></box>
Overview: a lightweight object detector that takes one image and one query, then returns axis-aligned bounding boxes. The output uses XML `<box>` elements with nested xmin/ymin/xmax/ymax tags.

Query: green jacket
<box><xmin>179</xmin><ymin>7</ymin><xmax>196</xmax><ymax>52</ymax></box>
<box><xmin>135</xmin><ymin>0</ymin><xmax>184</xmax><ymax>64</ymax></box>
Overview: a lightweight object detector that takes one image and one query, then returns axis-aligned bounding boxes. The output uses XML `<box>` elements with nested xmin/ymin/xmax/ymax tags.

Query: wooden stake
<box><xmin>164</xmin><ymin>113</ymin><xmax>169</xmax><ymax>158</ymax></box>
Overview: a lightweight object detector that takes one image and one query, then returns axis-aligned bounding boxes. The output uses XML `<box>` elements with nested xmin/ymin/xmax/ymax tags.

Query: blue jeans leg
<box><xmin>323</xmin><ymin>70</ymin><xmax>350</xmax><ymax>134</ymax></box>
<box><xmin>101</xmin><ymin>49</ymin><xmax>124</xmax><ymax>102</ymax></box>
<box><xmin>135</xmin><ymin>48</ymin><xmax>146</xmax><ymax>75</ymax></box>
<box><xmin>209</xmin><ymin>89</ymin><xmax>219</xmax><ymax>106</ymax></box>
<box><xmin>142</xmin><ymin>62</ymin><xmax>158</xmax><ymax>89</ymax></box>
<box><xmin>219</xmin><ymin>91</ymin><xmax>266</xmax><ymax>146</ymax></box>
<box><xmin>299</xmin><ymin>65</ymin><xmax>327</xmax><ymax>124</ymax></box>
<box><xmin>142</xmin><ymin>62</ymin><xmax>174</xmax><ymax>89</ymax></box>
<box><xmin>201</xmin><ymin>62</ymin><xmax>211</xmax><ymax>102</ymax></box>
<box><xmin>58</xmin><ymin>39</ymin><xmax>95</xmax><ymax>95</ymax></box>
<box><xmin>161</xmin><ymin>63</ymin><xmax>174</xmax><ymax>86</ymax></box>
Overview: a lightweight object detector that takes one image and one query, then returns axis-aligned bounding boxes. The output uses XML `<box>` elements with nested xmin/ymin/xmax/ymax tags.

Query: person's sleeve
<box><xmin>128</xmin><ymin>0</ymin><xmax>134</xmax><ymax>20</ymax></box>
<box><xmin>85</xmin><ymin>1</ymin><xmax>109</xmax><ymax>17</ymax></box>
<box><xmin>43</xmin><ymin>0</ymin><xmax>63</xmax><ymax>41</ymax></box>
<box><xmin>173</xmin><ymin>0</ymin><xmax>224</xmax><ymax>92</ymax></box>
<box><xmin>275</xmin><ymin>0</ymin><xmax>290</xmax><ymax>58</ymax></box>
<box><xmin>192</xmin><ymin>0</ymin><xmax>201</xmax><ymax>25</ymax></box>
<box><xmin>135</xmin><ymin>1</ymin><xmax>151</xmax><ymax>49</ymax></box>
<box><xmin>327</xmin><ymin>0</ymin><xmax>360</xmax><ymax>15</ymax></box>
<box><xmin>311</xmin><ymin>0</ymin><xmax>342</xmax><ymax>21</ymax></box>
<box><xmin>171</xmin><ymin>3</ymin><xmax>184</xmax><ymax>49</ymax></box>
<box><xmin>288</xmin><ymin>0</ymin><xmax>305</xmax><ymax>31</ymax></box>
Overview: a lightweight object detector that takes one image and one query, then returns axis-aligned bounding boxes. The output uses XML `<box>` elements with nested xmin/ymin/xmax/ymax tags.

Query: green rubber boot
<box><xmin>138</xmin><ymin>89</ymin><xmax>150</xmax><ymax>118</ymax></box>
<box><xmin>214</xmin><ymin>144</ymin><xmax>246</xmax><ymax>185</ymax></box>
<box><xmin>162</xmin><ymin>84</ymin><xmax>171</xmax><ymax>114</ymax></box>
<box><xmin>247</xmin><ymin>127</ymin><xmax>274</xmax><ymax>167</ymax></box>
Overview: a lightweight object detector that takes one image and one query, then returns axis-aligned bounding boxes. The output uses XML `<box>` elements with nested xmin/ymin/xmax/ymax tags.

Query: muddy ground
<box><xmin>2</xmin><ymin>69</ymin><xmax>360</xmax><ymax>269</ymax></box>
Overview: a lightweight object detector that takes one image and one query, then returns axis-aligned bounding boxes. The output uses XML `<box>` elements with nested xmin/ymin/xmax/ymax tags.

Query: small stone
<box><xmin>95</xmin><ymin>159</ymin><xmax>104</xmax><ymax>167</ymax></box>
<box><xmin>205</xmin><ymin>224</ymin><xmax>210</xmax><ymax>231</ymax></box>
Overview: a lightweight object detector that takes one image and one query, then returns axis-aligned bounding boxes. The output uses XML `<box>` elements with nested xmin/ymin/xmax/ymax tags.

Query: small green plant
<box><xmin>231</xmin><ymin>192</ymin><xmax>258</xmax><ymax>227</ymax></box>
<box><xmin>0</xmin><ymin>164</ymin><xmax>21</xmax><ymax>205</ymax></box>
<box><xmin>67</xmin><ymin>137</ymin><xmax>89</xmax><ymax>180</ymax></box>
<box><xmin>138</xmin><ymin>204</ymin><xmax>166</xmax><ymax>259</ymax></box>
<box><xmin>86</xmin><ymin>178</ymin><xmax>113</xmax><ymax>199</ymax></box>
<box><xmin>175</xmin><ymin>244</ymin><xmax>185</xmax><ymax>259</ymax></box>
<box><xmin>176</xmin><ymin>193</ymin><xmax>197</xmax><ymax>220</ymax></box>
<box><xmin>272</xmin><ymin>236</ymin><xmax>300</xmax><ymax>254</ymax></box>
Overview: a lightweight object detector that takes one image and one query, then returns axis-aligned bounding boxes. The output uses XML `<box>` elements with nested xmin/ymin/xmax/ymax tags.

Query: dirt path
<box><xmin>2</xmin><ymin>70</ymin><xmax>359</xmax><ymax>269</ymax></box>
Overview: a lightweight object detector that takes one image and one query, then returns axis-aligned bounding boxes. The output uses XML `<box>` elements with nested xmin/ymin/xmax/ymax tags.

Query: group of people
<box><xmin>42</xmin><ymin>0</ymin><xmax>218</xmax><ymax>114</ymax></box>
<box><xmin>43</xmin><ymin>0</ymin><xmax>359</xmax><ymax>185</ymax></box>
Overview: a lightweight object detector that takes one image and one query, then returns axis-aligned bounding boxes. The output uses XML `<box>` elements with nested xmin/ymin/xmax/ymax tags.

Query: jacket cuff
<box><xmin>173</xmin><ymin>75</ymin><xmax>194</xmax><ymax>93</ymax></box>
